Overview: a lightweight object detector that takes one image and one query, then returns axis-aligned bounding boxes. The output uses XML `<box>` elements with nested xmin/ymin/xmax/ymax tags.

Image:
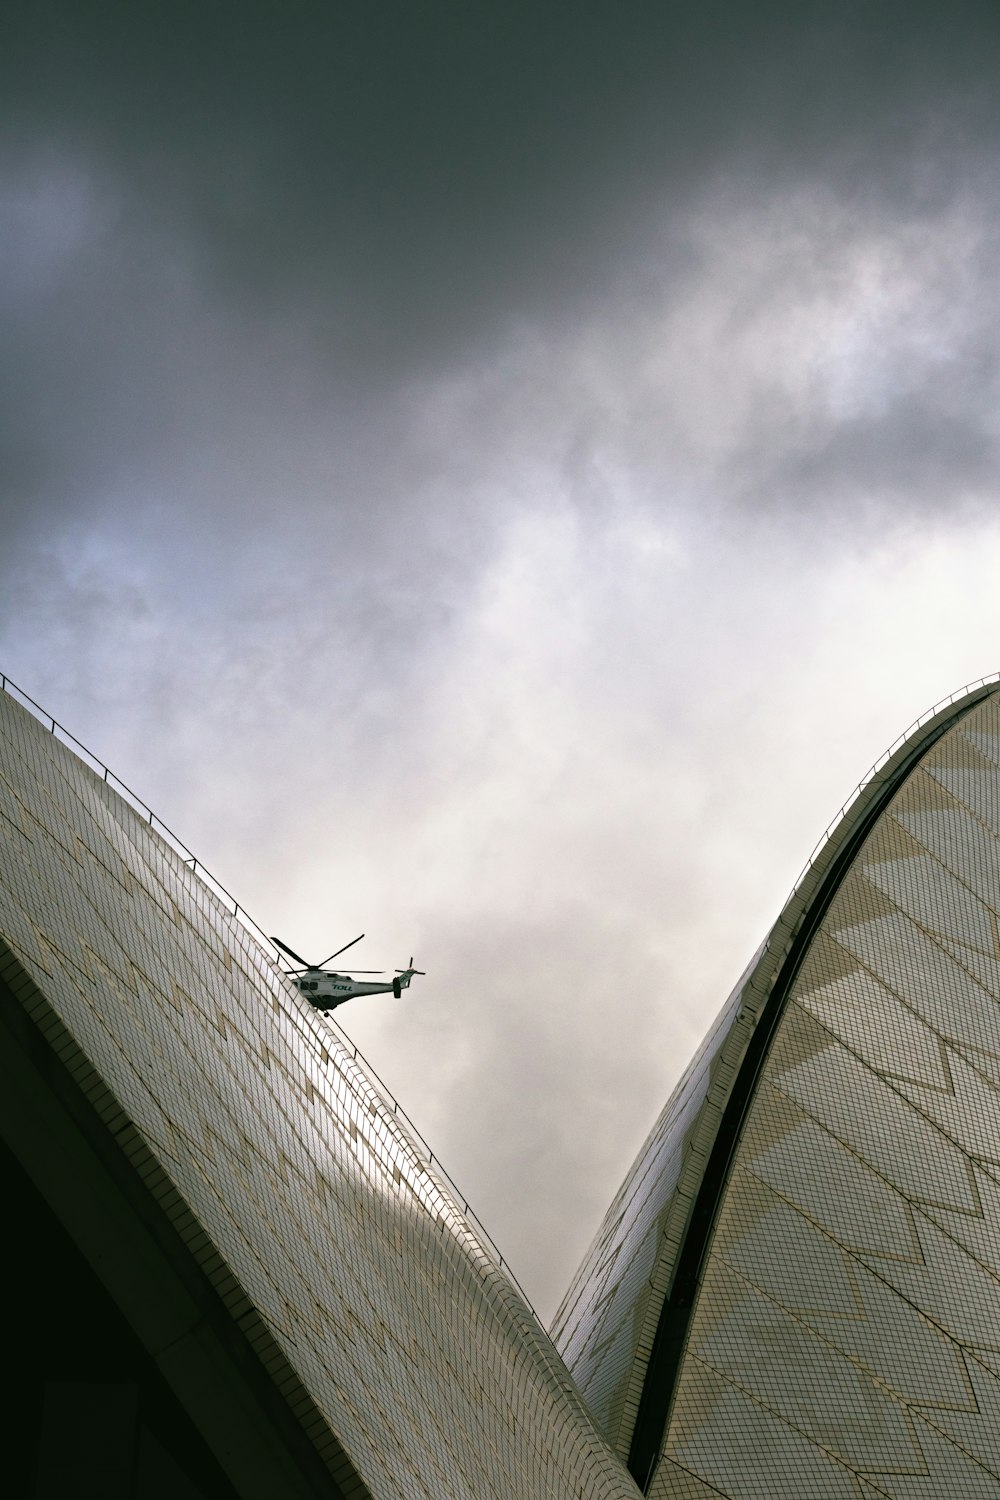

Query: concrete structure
<box><xmin>0</xmin><ymin>687</ymin><xmax>639</xmax><ymax>1499</ymax></box>
<box><xmin>554</xmin><ymin>680</ymin><xmax>1000</xmax><ymax>1497</ymax></box>
<box><xmin>9</xmin><ymin>671</ymin><xmax>1000</xmax><ymax>1498</ymax></box>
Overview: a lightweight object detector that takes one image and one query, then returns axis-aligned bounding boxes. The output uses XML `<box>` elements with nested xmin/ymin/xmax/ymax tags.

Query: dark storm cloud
<box><xmin>769</xmin><ymin>393</ymin><xmax>999</xmax><ymax>513</ymax></box>
<box><xmin>6</xmin><ymin>1</ymin><xmax>1000</xmax><ymax>367</ymax></box>
<box><xmin>3</xmin><ymin>0</ymin><xmax>1000</xmax><ymax>567</ymax></box>
<box><xmin>5</xmin><ymin>4</ymin><xmax>1000</xmax><ymax>702</ymax></box>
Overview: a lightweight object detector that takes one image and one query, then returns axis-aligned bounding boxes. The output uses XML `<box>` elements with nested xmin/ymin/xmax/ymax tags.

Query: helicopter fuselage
<box><xmin>292</xmin><ymin>970</ymin><xmax>402</xmax><ymax>1010</ymax></box>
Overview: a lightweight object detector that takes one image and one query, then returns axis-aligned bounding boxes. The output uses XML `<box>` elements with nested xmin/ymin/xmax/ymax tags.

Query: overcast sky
<box><xmin>5</xmin><ymin>2</ymin><xmax>1000</xmax><ymax>1321</ymax></box>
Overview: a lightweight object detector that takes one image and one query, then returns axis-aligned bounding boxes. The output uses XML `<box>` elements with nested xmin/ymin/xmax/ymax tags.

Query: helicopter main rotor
<box><xmin>271</xmin><ymin>932</ymin><xmax>386</xmax><ymax>974</ymax></box>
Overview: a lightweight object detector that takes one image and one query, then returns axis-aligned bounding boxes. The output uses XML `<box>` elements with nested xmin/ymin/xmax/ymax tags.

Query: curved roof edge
<box><xmin>0</xmin><ymin>671</ymin><xmax>539</xmax><ymax>1326</ymax></box>
<box><xmin>626</xmin><ymin>677</ymin><xmax>1000</xmax><ymax>1489</ymax></box>
<box><xmin>0</xmin><ymin>940</ymin><xmax>372</xmax><ymax>1499</ymax></box>
<box><xmin>0</xmin><ymin>681</ymin><xmax>640</xmax><ymax>1500</ymax></box>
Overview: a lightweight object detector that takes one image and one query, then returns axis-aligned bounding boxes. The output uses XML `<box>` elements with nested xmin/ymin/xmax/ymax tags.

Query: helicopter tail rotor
<box><xmin>393</xmin><ymin>959</ymin><xmax>426</xmax><ymax>995</ymax></box>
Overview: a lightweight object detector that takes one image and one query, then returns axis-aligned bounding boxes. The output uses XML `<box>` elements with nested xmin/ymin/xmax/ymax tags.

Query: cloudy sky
<box><xmin>5</xmin><ymin>1</ymin><xmax>1000</xmax><ymax>1320</ymax></box>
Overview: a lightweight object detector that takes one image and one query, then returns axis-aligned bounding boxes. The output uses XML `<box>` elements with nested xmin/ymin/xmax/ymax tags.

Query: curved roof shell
<box><xmin>0</xmin><ymin>687</ymin><xmax>640</xmax><ymax>1500</ymax></box>
<box><xmin>554</xmin><ymin>680</ymin><xmax>1000</xmax><ymax>1496</ymax></box>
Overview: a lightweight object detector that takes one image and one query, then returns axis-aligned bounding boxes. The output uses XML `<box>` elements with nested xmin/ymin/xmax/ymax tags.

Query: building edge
<box><xmin>623</xmin><ymin>680</ymin><xmax>998</xmax><ymax>1489</ymax></box>
<box><xmin>0</xmin><ymin>671</ymin><xmax>542</xmax><ymax>1332</ymax></box>
<box><xmin>0</xmin><ymin>938</ymin><xmax>374</xmax><ymax>1499</ymax></box>
<box><xmin>0</xmin><ymin>681</ymin><xmax>644</xmax><ymax>1499</ymax></box>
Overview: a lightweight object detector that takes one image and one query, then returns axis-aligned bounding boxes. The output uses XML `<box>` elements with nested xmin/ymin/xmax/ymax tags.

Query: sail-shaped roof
<box><xmin>0</xmin><ymin>685</ymin><xmax>639</xmax><ymax>1500</ymax></box>
<box><xmin>554</xmin><ymin>680</ymin><xmax>1000</xmax><ymax>1497</ymax></box>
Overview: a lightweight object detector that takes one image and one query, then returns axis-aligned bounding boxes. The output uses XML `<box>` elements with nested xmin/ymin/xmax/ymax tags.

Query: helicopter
<box><xmin>271</xmin><ymin>933</ymin><xmax>424</xmax><ymax>1012</ymax></box>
